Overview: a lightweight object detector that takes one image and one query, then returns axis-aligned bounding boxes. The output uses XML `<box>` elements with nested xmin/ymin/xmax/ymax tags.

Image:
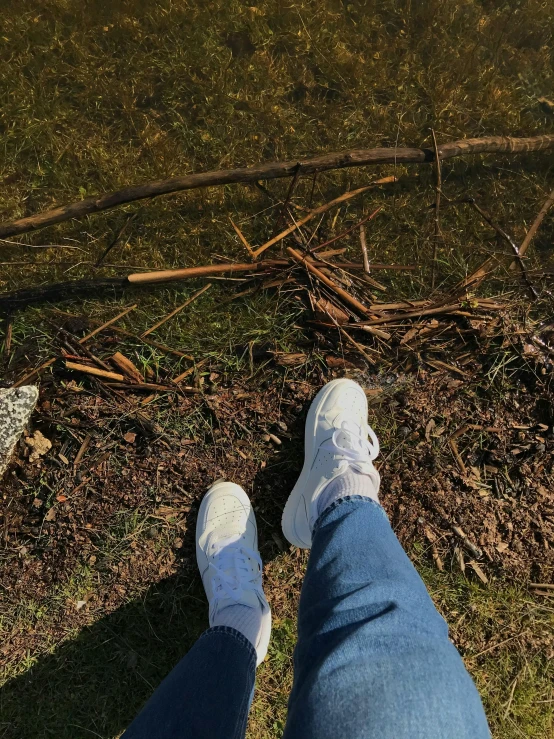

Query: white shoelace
<box><xmin>209</xmin><ymin>537</ymin><xmax>262</xmax><ymax>604</ymax></box>
<box><xmin>320</xmin><ymin>418</ymin><xmax>380</xmax><ymax>474</ymax></box>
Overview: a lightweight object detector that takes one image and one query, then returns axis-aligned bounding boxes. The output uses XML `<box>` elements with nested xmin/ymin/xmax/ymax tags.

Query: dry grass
<box><xmin>1</xmin><ymin>1</ymin><xmax>554</xmax><ymax>738</ymax></box>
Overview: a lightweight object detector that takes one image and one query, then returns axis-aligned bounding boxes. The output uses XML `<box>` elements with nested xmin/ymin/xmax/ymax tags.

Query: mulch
<box><xmin>2</xmin><ymin>333</ymin><xmax>553</xmax><ymax>670</ymax></box>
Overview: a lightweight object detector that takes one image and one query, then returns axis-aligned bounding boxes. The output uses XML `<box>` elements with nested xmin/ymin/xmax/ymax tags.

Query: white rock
<box><xmin>0</xmin><ymin>386</ymin><xmax>39</xmax><ymax>478</ymax></box>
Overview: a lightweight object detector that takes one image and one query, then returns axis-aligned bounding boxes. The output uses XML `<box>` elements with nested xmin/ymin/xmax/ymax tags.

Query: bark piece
<box><xmin>111</xmin><ymin>352</ymin><xmax>144</xmax><ymax>383</ymax></box>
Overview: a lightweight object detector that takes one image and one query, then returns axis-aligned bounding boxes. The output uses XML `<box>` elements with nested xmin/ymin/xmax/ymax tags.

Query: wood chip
<box><xmin>74</xmin><ymin>434</ymin><xmax>91</xmax><ymax>467</ymax></box>
<box><xmin>313</xmin><ymin>297</ymin><xmax>349</xmax><ymax>325</ymax></box>
<box><xmin>449</xmin><ymin>438</ymin><xmax>467</xmax><ymax>475</ymax></box>
<box><xmin>111</xmin><ymin>352</ymin><xmax>144</xmax><ymax>383</ymax></box>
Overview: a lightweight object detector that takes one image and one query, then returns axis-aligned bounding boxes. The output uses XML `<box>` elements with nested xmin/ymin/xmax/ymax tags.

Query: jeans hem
<box><xmin>313</xmin><ymin>494</ymin><xmax>387</xmax><ymax>534</ymax></box>
<box><xmin>201</xmin><ymin>625</ymin><xmax>257</xmax><ymax>666</ymax></box>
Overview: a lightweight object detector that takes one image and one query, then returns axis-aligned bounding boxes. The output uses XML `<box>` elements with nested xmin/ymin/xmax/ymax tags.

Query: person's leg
<box><xmin>122</xmin><ymin>626</ymin><xmax>256</xmax><ymax>739</ymax></box>
<box><xmin>282</xmin><ymin>379</ymin><xmax>490</xmax><ymax>739</ymax></box>
<box><xmin>123</xmin><ymin>482</ymin><xmax>271</xmax><ymax>739</ymax></box>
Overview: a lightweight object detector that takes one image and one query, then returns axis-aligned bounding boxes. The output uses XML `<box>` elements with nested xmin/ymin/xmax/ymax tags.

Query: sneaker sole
<box><xmin>281</xmin><ymin>378</ymin><xmax>366</xmax><ymax>548</ymax></box>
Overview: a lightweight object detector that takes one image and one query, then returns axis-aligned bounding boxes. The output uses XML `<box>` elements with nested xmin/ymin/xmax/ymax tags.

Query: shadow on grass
<box><xmin>0</xmin><ymin>431</ymin><xmax>304</xmax><ymax>739</ymax></box>
<box><xmin>0</xmin><ymin>571</ymin><xmax>209</xmax><ymax>739</ymax></box>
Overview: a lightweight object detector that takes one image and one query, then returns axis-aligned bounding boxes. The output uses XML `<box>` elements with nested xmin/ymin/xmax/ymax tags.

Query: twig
<box><xmin>510</xmin><ymin>188</ymin><xmax>554</xmax><ymax>269</ymax></box>
<box><xmin>141</xmin><ymin>284</ymin><xmax>212</xmax><ymax>337</ymax></box>
<box><xmin>321</xmin><ymin>304</ymin><xmax>376</xmax><ymax>365</ymax></box>
<box><xmin>467</xmin><ymin>199</ymin><xmax>539</xmax><ymax>299</ymax></box>
<box><xmin>3</xmin><ymin>314</ymin><xmax>13</xmax><ymax>358</ymax></box>
<box><xmin>449</xmin><ymin>438</ymin><xmax>467</xmax><ymax>475</ymax></box>
<box><xmin>52</xmin><ymin>309</ymin><xmax>194</xmax><ymax>360</ymax></box>
<box><xmin>503</xmin><ymin>675</ymin><xmax>520</xmax><ymax>721</ymax></box>
<box><xmin>430</xmin><ymin>129</ymin><xmax>443</xmax><ymax>288</ymax></box>
<box><xmin>173</xmin><ymin>357</ymin><xmax>209</xmax><ymax>384</ymax></box>
<box><xmin>452</xmin><ymin>525</ymin><xmax>483</xmax><ymax>559</ymax></box>
<box><xmin>80</xmin><ymin>304</ymin><xmax>138</xmax><ymax>342</ymax></box>
<box><xmin>277</xmin><ymin>163</ymin><xmax>301</xmax><ymax>228</ymax></box>
<box><xmin>105</xmin><ymin>381</ymin><xmax>199</xmax><ymax>393</ymax></box>
<box><xmin>127</xmin><ymin>260</ymin><xmax>276</xmax><ymax>285</ymax></box>
<box><xmin>74</xmin><ymin>434</ymin><xmax>92</xmax><ymax>467</ymax></box>
<box><xmin>336</xmin><ymin>326</ymin><xmax>376</xmax><ymax>365</ymax></box>
<box><xmin>230</xmin><ymin>219</ymin><xmax>255</xmax><ymax>259</ymax></box>
<box><xmin>468</xmin><ymin>633</ymin><xmax>523</xmax><ymax>660</ymax></box>
<box><xmin>312</xmin><ymin>207</ymin><xmax>382</xmax><ymax>252</ymax></box>
<box><xmin>360</xmin><ymin>224</ymin><xmax>370</xmax><ymax>274</ymax></box>
<box><xmin>65</xmin><ymin>361</ymin><xmax>125</xmax><ymax>382</ymax></box>
<box><xmin>308</xmin><ymin>170</ymin><xmax>318</xmax><ymax>208</ymax></box>
<box><xmin>2</xmin><ymin>135</ymin><xmax>554</xmax><ymax>239</ymax></box>
<box><xmin>54</xmin><ymin>325</ymin><xmax>113</xmax><ymax>372</ymax></box>
<box><xmin>95</xmin><ymin>213</ymin><xmax>137</xmax><ymax>267</ymax></box>
<box><xmin>11</xmin><ymin>304</ymin><xmax>138</xmax><ymax>387</ymax></box>
<box><xmin>253</xmin><ymin>179</ymin><xmax>395</xmax><ymax>258</ymax></box>
<box><xmin>359</xmin><ymin>303</ymin><xmax>462</xmax><ymax>326</ymax></box>
<box><xmin>287</xmin><ymin>247</ymin><xmax>370</xmax><ymax>316</ymax></box>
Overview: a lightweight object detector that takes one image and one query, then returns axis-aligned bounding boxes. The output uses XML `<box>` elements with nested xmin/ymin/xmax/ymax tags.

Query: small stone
<box><xmin>0</xmin><ymin>386</ymin><xmax>39</xmax><ymax>478</ymax></box>
<box><xmin>25</xmin><ymin>430</ymin><xmax>52</xmax><ymax>463</ymax></box>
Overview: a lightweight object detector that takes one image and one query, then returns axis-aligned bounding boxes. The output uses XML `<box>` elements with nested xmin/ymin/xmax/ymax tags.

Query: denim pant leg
<box><xmin>123</xmin><ymin>626</ymin><xmax>256</xmax><ymax>739</ymax></box>
<box><xmin>283</xmin><ymin>496</ymin><xmax>491</xmax><ymax>739</ymax></box>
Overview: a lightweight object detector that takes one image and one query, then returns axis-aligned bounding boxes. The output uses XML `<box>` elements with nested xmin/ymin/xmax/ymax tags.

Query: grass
<box><xmin>1</xmin><ymin>1</ymin><xmax>554</xmax><ymax>737</ymax></box>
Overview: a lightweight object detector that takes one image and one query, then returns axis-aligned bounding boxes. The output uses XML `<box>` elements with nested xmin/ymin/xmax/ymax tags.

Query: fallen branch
<box><xmin>510</xmin><ymin>187</ymin><xmax>554</xmax><ymax>269</ymax></box>
<box><xmin>2</xmin><ymin>135</ymin><xmax>553</xmax><ymax>239</ymax></box>
<box><xmin>0</xmin><ymin>259</ymin><xmax>413</xmax><ymax>310</ymax></box>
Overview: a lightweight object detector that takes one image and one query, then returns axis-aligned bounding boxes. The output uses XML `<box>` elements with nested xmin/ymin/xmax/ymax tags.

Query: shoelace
<box><xmin>209</xmin><ymin>538</ymin><xmax>262</xmax><ymax>603</ymax></box>
<box><xmin>320</xmin><ymin>418</ymin><xmax>380</xmax><ymax>473</ymax></box>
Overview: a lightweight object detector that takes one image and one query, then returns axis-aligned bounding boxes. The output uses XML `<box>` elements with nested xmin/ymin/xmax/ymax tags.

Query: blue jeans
<box><xmin>123</xmin><ymin>497</ymin><xmax>490</xmax><ymax>739</ymax></box>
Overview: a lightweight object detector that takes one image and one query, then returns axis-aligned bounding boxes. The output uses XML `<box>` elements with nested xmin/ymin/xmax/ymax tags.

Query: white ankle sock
<box><xmin>211</xmin><ymin>604</ymin><xmax>264</xmax><ymax>652</ymax></box>
<box><xmin>317</xmin><ymin>468</ymin><xmax>379</xmax><ymax>518</ymax></box>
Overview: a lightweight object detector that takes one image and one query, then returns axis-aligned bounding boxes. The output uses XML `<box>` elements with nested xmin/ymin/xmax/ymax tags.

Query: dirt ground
<box><xmin>2</xmin><ymin>318</ymin><xmax>553</xmax><ymax>674</ymax></box>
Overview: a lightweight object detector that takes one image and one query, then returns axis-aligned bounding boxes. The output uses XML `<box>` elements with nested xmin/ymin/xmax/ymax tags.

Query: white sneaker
<box><xmin>281</xmin><ymin>378</ymin><xmax>380</xmax><ymax>549</ymax></box>
<box><xmin>196</xmin><ymin>481</ymin><xmax>271</xmax><ymax>665</ymax></box>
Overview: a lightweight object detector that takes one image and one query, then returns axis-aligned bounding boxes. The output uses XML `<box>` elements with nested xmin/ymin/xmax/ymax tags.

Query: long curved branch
<box><xmin>1</xmin><ymin>134</ymin><xmax>553</xmax><ymax>240</ymax></box>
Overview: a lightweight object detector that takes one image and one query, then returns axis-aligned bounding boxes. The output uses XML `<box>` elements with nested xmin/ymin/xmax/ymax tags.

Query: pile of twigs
<box><xmin>2</xmin><ymin>134</ymin><xmax>554</xmax><ymax>389</ymax></box>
